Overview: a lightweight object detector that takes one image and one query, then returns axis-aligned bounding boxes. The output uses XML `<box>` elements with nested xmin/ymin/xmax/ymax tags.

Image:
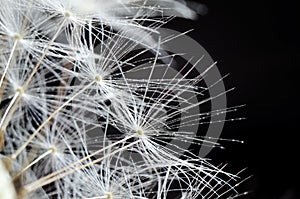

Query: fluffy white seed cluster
<box><xmin>0</xmin><ymin>0</ymin><xmax>244</xmax><ymax>198</ymax></box>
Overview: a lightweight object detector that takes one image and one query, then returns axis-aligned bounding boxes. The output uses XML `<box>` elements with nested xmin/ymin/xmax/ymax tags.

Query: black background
<box><xmin>166</xmin><ymin>0</ymin><xmax>299</xmax><ymax>198</ymax></box>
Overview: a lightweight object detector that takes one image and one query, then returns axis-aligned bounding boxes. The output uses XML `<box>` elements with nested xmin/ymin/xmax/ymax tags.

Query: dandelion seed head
<box><xmin>0</xmin><ymin>0</ymin><xmax>245</xmax><ymax>198</ymax></box>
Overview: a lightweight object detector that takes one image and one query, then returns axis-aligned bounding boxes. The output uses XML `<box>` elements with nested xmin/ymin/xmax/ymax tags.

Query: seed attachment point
<box><xmin>11</xmin><ymin>33</ymin><xmax>22</xmax><ymax>40</ymax></box>
<box><xmin>106</xmin><ymin>192</ymin><xmax>112</xmax><ymax>199</ymax></box>
<box><xmin>94</xmin><ymin>74</ymin><xmax>102</xmax><ymax>83</ymax></box>
<box><xmin>15</xmin><ymin>87</ymin><xmax>24</xmax><ymax>94</ymax></box>
<box><xmin>136</xmin><ymin>128</ymin><xmax>144</xmax><ymax>136</ymax></box>
<box><xmin>64</xmin><ymin>11</ymin><xmax>72</xmax><ymax>18</ymax></box>
<box><xmin>49</xmin><ymin>146</ymin><xmax>57</xmax><ymax>153</ymax></box>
